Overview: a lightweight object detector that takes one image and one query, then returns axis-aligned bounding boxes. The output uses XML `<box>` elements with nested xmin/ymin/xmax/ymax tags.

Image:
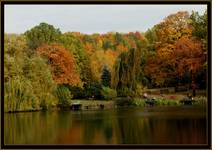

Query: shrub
<box><xmin>117</xmin><ymin>87</ymin><xmax>134</xmax><ymax>97</ymax></box>
<box><xmin>84</xmin><ymin>82</ymin><xmax>102</xmax><ymax>99</ymax></box>
<box><xmin>55</xmin><ymin>85</ymin><xmax>73</xmax><ymax>106</ymax></box>
<box><xmin>68</xmin><ymin>86</ymin><xmax>86</xmax><ymax>99</ymax></box>
<box><xmin>131</xmin><ymin>98</ymin><xmax>146</xmax><ymax>107</ymax></box>
<box><xmin>115</xmin><ymin>97</ymin><xmax>133</xmax><ymax>106</ymax></box>
<box><xmin>101</xmin><ymin>87</ymin><xmax>117</xmax><ymax>100</ymax></box>
<box><xmin>154</xmin><ymin>98</ymin><xmax>180</xmax><ymax>106</ymax></box>
<box><xmin>134</xmin><ymin>84</ymin><xmax>147</xmax><ymax>97</ymax></box>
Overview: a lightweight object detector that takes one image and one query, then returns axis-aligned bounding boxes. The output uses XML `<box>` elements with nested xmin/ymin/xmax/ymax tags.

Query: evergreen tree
<box><xmin>101</xmin><ymin>65</ymin><xmax>111</xmax><ymax>87</ymax></box>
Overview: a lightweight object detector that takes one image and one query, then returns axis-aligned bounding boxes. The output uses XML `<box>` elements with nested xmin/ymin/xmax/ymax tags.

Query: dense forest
<box><xmin>4</xmin><ymin>11</ymin><xmax>207</xmax><ymax>112</ymax></box>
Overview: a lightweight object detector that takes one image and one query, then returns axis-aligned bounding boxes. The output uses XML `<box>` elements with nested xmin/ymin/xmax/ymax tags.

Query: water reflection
<box><xmin>4</xmin><ymin>106</ymin><xmax>207</xmax><ymax>144</ymax></box>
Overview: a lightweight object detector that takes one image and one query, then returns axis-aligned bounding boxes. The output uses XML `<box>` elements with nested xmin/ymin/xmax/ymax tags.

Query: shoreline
<box><xmin>4</xmin><ymin>96</ymin><xmax>207</xmax><ymax>113</ymax></box>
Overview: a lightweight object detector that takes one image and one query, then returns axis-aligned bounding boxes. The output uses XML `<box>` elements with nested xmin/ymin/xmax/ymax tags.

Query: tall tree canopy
<box><xmin>145</xmin><ymin>11</ymin><xmax>194</xmax><ymax>87</ymax></box>
<box><xmin>37</xmin><ymin>44</ymin><xmax>81</xmax><ymax>86</ymax></box>
<box><xmin>24</xmin><ymin>22</ymin><xmax>62</xmax><ymax>49</ymax></box>
<box><xmin>172</xmin><ymin>36</ymin><xmax>205</xmax><ymax>81</ymax></box>
<box><xmin>60</xmin><ymin>33</ymin><xmax>93</xmax><ymax>84</ymax></box>
<box><xmin>112</xmin><ymin>48</ymin><xmax>142</xmax><ymax>95</ymax></box>
<box><xmin>190</xmin><ymin>10</ymin><xmax>207</xmax><ymax>45</ymax></box>
<box><xmin>4</xmin><ymin>34</ymin><xmax>58</xmax><ymax>112</ymax></box>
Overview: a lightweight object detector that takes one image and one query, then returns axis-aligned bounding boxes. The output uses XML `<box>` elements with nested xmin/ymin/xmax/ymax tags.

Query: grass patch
<box><xmin>193</xmin><ymin>96</ymin><xmax>207</xmax><ymax>106</ymax></box>
<box><xmin>131</xmin><ymin>98</ymin><xmax>146</xmax><ymax>107</ymax></box>
<box><xmin>132</xmin><ymin>98</ymin><xmax>181</xmax><ymax>107</ymax></box>
<box><xmin>154</xmin><ymin>99</ymin><xmax>180</xmax><ymax>106</ymax></box>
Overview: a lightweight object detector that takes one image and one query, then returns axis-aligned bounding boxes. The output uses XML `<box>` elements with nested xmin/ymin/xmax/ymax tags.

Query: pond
<box><xmin>4</xmin><ymin>106</ymin><xmax>207</xmax><ymax>145</ymax></box>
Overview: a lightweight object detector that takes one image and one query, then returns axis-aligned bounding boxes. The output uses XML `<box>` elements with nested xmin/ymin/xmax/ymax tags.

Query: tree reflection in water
<box><xmin>4</xmin><ymin>106</ymin><xmax>206</xmax><ymax>144</ymax></box>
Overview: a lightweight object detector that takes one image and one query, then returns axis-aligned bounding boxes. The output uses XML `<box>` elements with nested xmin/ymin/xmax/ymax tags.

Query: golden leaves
<box><xmin>37</xmin><ymin>44</ymin><xmax>81</xmax><ymax>86</ymax></box>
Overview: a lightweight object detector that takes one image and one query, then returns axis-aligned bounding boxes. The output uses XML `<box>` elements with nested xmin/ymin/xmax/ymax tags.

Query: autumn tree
<box><xmin>60</xmin><ymin>33</ymin><xmax>92</xmax><ymax>84</ymax></box>
<box><xmin>155</xmin><ymin>11</ymin><xmax>192</xmax><ymax>45</ymax></box>
<box><xmin>144</xmin><ymin>11</ymin><xmax>194</xmax><ymax>87</ymax></box>
<box><xmin>172</xmin><ymin>36</ymin><xmax>205</xmax><ymax>91</ymax></box>
<box><xmin>37</xmin><ymin>44</ymin><xmax>81</xmax><ymax>86</ymax></box>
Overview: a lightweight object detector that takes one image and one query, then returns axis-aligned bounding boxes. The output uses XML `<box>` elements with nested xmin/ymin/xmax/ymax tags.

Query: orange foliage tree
<box><xmin>155</xmin><ymin>11</ymin><xmax>192</xmax><ymax>45</ymax></box>
<box><xmin>145</xmin><ymin>36</ymin><xmax>204</xmax><ymax>87</ymax></box>
<box><xmin>144</xmin><ymin>11</ymin><xmax>195</xmax><ymax>87</ymax></box>
<box><xmin>172</xmin><ymin>36</ymin><xmax>205</xmax><ymax>82</ymax></box>
<box><xmin>37</xmin><ymin>44</ymin><xmax>81</xmax><ymax>86</ymax></box>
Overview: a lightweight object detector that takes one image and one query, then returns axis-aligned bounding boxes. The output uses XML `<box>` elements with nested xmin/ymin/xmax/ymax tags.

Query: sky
<box><xmin>4</xmin><ymin>4</ymin><xmax>207</xmax><ymax>34</ymax></box>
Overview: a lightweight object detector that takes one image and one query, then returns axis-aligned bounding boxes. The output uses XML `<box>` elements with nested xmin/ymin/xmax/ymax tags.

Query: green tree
<box><xmin>112</xmin><ymin>48</ymin><xmax>142</xmax><ymax>96</ymax></box>
<box><xmin>55</xmin><ymin>85</ymin><xmax>73</xmax><ymax>106</ymax></box>
<box><xmin>190</xmin><ymin>10</ymin><xmax>207</xmax><ymax>46</ymax></box>
<box><xmin>24</xmin><ymin>22</ymin><xmax>62</xmax><ymax>49</ymax></box>
<box><xmin>189</xmin><ymin>10</ymin><xmax>207</xmax><ymax>90</ymax></box>
<box><xmin>101</xmin><ymin>65</ymin><xmax>111</xmax><ymax>87</ymax></box>
<box><xmin>5</xmin><ymin>77</ymin><xmax>32</xmax><ymax>112</ymax></box>
<box><xmin>4</xmin><ymin>34</ymin><xmax>27</xmax><ymax>82</ymax></box>
<box><xmin>4</xmin><ymin>34</ymin><xmax>58</xmax><ymax>112</ymax></box>
<box><xmin>101</xmin><ymin>86</ymin><xmax>117</xmax><ymax>100</ymax></box>
<box><xmin>144</xmin><ymin>27</ymin><xmax>157</xmax><ymax>51</ymax></box>
<box><xmin>103</xmin><ymin>40</ymin><xmax>113</xmax><ymax>50</ymax></box>
<box><xmin>24</xmin><ymin>55</ymin><xmax>58</xmax><ymax>110</ymax></box>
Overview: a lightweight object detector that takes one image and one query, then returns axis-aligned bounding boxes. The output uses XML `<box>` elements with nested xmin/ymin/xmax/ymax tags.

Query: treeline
<box><xmin>4</xmin><ymin>11</ymin><xmax>207</xmax><ymax>112</ymax></box>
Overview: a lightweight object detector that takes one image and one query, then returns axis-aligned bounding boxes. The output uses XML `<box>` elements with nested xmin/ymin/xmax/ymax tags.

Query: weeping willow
<box><xmin>4</xmin><ymin>77</ymin><xmax>37</xmax><ymax>112</ymax></box>
<box><xmin>4</xmin><ymin>73</ymin><xmax>58</xmax><ymax>112</ymax></box>
<box><xmin>111</xmin><ymin>48</ymin><xmax>142</xmax><ymax>96</ymax></box>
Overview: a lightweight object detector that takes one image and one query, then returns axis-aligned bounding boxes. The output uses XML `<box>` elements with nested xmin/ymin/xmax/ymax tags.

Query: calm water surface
<box><xmin>4</xmin><ymin>106</ymin><xmax>207</xmax><ymax>144</ymax></box>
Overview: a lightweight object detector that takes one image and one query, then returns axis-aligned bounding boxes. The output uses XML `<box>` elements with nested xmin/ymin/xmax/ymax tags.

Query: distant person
<box><xmin>185</xmin><ymin>93</ymin><xmax>192</xmax><ymax>101</ymax></box>
<box><xmin>143</xmin><ymin>93</ymin><xmax>148</xmax><ymax>99</ymax></box>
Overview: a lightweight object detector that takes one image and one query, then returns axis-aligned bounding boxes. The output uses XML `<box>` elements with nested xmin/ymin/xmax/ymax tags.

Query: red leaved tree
<box><xmin>37</xmin><ymin>44</ymin><xmax>81</xmax><ymax>86</ymax></box>
<box><xmin>172</xmin><ymin>36</ymin><xmax>205</xmax><ymax>92</ymax></box>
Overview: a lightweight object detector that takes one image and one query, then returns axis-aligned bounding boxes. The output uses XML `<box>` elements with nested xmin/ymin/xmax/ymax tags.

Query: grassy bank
<box><xmin>131</xmin><ymin>96</ymin><xmax>207</xmax><ymax>107</ymax></box>
<box><xmin>73</xmin><ymin>91</ymin><xmax>208</xmax><ymax>108</ymax></box>
<box><xmin>5</xmin><ymin>95</ymin><xmax>207</xmax><ymax>113</ymax></box>
<box><xmin>144</xmin><ymin>88</ymin><xmax>206</xmax><ymax>96</ymax></box>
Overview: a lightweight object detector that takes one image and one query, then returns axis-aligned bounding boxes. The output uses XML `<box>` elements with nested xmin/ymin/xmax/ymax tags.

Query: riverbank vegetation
<box><xmin>4</xmin><ymin>11</ymin><xmax>207</xmax><ymax>112</ymax></box>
